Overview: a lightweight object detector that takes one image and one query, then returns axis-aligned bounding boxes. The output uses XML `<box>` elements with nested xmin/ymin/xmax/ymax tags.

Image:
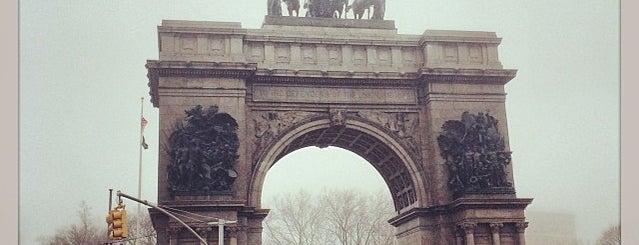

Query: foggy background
<box><xmin>19</xmin><ymin>0</ymin><xmax>618</xmax><ymax>244</ymax></box>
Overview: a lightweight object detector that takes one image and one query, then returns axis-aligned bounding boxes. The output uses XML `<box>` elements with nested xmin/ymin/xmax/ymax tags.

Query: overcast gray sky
<box><xmin>19</xmin><ymin>0</ymin><xmax>618</xmax><ymax>244</ymax></box>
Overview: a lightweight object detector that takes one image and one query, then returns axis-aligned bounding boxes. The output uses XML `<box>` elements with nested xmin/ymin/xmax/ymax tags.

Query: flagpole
<box><xmin>138</xmin><ymin>97</ymin><xmax>144</xmax><ymax>215</ymax></box>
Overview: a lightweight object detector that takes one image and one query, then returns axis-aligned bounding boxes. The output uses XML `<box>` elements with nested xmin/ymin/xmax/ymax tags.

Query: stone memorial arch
<box><xmin>146</xmin><ymin>16</ymin><xmax>532</xmax><ymax>245</ymax></box>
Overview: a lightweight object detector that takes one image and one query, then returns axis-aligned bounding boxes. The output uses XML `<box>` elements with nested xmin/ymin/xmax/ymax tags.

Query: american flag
<box><xmin>141</xmin><ymin>117</ymin><xmax>149</xmax><ymax>149</ymax></box>
<box><xmin>141</xmin><ymin>117</ymin><xmax>148</xmax><ymax>130</ymax></box>
<box><xmin>141</xmin><ymin>136</ymin><xmax>149</xmax><ymax>149</ymax></box>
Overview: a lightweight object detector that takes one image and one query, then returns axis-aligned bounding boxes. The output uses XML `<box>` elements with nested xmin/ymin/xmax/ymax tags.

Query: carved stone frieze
<box><xmin>167</xmin><ymin>105</ymin><xmax>240</xmax><ymax>195</ymax></box>
<box><xmin>437</xmin><ymin>111</ymin><xmax>514</xmax><ymax>197</ymax></box>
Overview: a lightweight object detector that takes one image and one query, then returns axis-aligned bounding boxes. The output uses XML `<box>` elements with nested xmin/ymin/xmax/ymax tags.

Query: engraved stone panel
<box><xmin>327</xmin><ymin>45</ymin><xmax>342</xmax><ymax>65</ymax></box>
<box><xmin>210</xmin><ymin>38</ymin><xmax>225</xmax><ymax>57</ymax></box>
<box><xmin>377</xmin><ymin>46</ymin><xmax>392</xmax><ymax>66</ymax></box>
<box><xmin>469</xmin><ymin>44</ymin><xmax>483</xmax><ymax>64</ymax></box>
<box><xmin>352</xmin><ymin>46</ymin><xmax>367</xmax><ymax>66</ymax></box>
<box><xmin>444</xmin><ymin>44</ymin><xmax>458</xmax><ymax>62</ymax></box>
<box><xmin>301</xmin><ymin>44</ymin><xmax>316</xmax><ymax>64</ymax></box>
<box><xmin>275</xmin><ymin>44</ymin><xmax>290</xmax><ymax>63</ymax></box>
<box><xmin>248</xmin><ymin>43</ymin><xmax>264</xmax><ymax>62</ymax></box>
<box><xmin>401</xmin><ymin>47</ymin><xmax>416</xmax><ymax>66</ymax></box>
<box><xmin>181</xmin><ymin>35</ymin><xmax>196</xmax><ymax>53</ymax></box>
<box><xmin>253</xmin><ymin>85</ymin><xmax>417</xmax><ymax>104</ymax></box>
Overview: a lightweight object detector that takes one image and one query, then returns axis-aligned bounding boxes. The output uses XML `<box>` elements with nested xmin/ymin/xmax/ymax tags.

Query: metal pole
<box><xmin>208</xmin><ymin>219</ymin><xmax>236</xmax><ymax>245</ymax></box>
<box><xmin>116</xmin><ymin>191</ymin><xmax>208</xmax><ymax>245</ymax></box>
<box><xmin>108</xmin><ymin>189</ymin><xmax>113</xmax><ymax>245</ymax></box>
<box><xmin>137</xmin><ymin>97</ymin><xmax>144</xmax><ymax>214</ymax></box>
<box><xmin>219</xmin><ymin>220</ymin><xmax>224</xmax><ymax>245</ymax></box>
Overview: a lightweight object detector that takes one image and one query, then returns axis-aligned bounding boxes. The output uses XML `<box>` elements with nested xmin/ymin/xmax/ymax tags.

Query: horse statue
<box><xmin>303</xmin><ymin>0</ymin><xmax>312</xmax><ymax>16</ymax></box>
<box><xmin>267</xmin><ymin>0</ymin><xmax>283</xmax><ymax>15</ymax></box>
<box><xmin>304</xmin><ymin>0</ymin><xmax>346</xmax><ymax>18</ymax></box>
<box><xmin>330</xmin><ymin>0</ymin><xmax>348</xmax><ymax>18</ymax></box>
<box><xmin>345</xmin><ymin>0</ymin><xmax>368</xmax><ymax>19</ymax></box>
<box><xmin>371</xmin><ymin>0</ymin><xmax>385</xmax><ymax>19</ymax></box>
<box><xmin>345</xmin><ymin>0</ymin><xmax>384</xmax><ymax>19</ymax></box>
<box><xmin>282</xmin><ymin>0</ymin><xmax>300</xmax><ymax>16</ymax></box>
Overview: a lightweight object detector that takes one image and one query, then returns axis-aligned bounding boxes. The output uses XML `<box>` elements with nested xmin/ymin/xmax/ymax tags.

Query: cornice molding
<box><xmin>420</xmin><ymin>68</ymin><xmax>518</xmax><ymax>84</ymax></box>
<box><xmin>146</xmin><ymin>60</ymin><xmax>257</xmax><ymax>107</ymax></box>
<box><xmin>388</xmin><ymin>197</ymin><xmax>533</xmax><ymax>227</ymax></box>
<box><xmin>146</xmin><ymin>60</ymin><xmax>516</xmax><ymax>108</ymax></box>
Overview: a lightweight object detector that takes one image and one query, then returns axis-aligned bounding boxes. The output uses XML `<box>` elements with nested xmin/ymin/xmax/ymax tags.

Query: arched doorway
<box><xmin>260</xmin><ymin>146</ymin><xmax>396</xmax><ymax>244</ymax></box>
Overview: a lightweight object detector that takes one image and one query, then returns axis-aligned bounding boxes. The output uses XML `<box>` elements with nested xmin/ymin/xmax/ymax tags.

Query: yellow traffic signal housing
<box><xmin>106</xmin><ymin>203</ymin><xmax>128</xmax><ymax>240</ymax></box>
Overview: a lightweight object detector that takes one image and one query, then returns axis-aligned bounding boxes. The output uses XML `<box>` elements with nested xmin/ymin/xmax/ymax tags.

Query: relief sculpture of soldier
<box><xmin>437</xmin><ymin>111</ymin><xmax>514</xmax><ymax>197</ymax></box>
<box><xmin>166</xmin><ymin>105</ymin><xmax>240</xmax><ymax>195</ymax></box>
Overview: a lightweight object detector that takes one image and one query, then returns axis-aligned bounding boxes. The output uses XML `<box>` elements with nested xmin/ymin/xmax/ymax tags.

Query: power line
<box><xmin>158</xmin><ymin>205</ymin><xmax>224</xmax><ymax>222</ymax></box>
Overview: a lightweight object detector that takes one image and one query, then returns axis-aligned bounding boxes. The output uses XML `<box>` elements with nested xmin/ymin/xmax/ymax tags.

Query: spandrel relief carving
<box><xmin>166</xmin><ymin>105</ymin><xmax>240</xmax><ymax>195</ymax></box>
<box><xmin>253</xmin><ymin>111</ymin><xmax>321</xmax><ymax>152</ymax></box>
<box><xmin>437</xmin><ymin>111</ymin><xmax>513</xmax><ymax>197</ymax></box>
<box><xmin>357</xmin><ymin>111</ymin><xmax>418</xmax><ymax>137</ymax></box>
<box><xmin>356</xmin><ymin>111</ymin><xmax>419</xmax><ymax>152</ymax></box>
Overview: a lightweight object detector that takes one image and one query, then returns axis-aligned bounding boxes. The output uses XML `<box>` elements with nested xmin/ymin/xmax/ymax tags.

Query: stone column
<box><xmin>227</xmin><ymin>226</ymin><xmax>241</xmax><ymax>245</ymax></box>
<box><xmin>515</xmin><ymin>222</ymin><xmax>529</xmax><ymax>245</ymax></box>
<box><xmin>489</xmin><ymin>223</ymin><xmax>503</xmax><ymax>245</ymax></box>
<box><xmin>454</xmin><ymin>226</ymin><xmax>464</xmax><ymax>245</ymax></box>
<box><xmin>460</xmin><ymin>222</ymin><xmax>477</xmax><ymax>245</ymax></box>
<box><xmin>168</xmin><ymin>227</ymin><xmax>181</xmax><ymax>245</ymax></box>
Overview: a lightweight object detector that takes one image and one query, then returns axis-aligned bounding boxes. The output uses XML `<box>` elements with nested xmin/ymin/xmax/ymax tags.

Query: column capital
<box><xmin>168</xmin><ymin>226</ymin><xmax>182</xmax><ymax>236</ymax></box>
<box><xmin>515</xmin><ymin>222</ymin><xmax>529</xmax><ymax>232</ymax></box>
<box><xmin>226</xmin><ymin>226</ymin><xmax>242</xmax><ymax>238</ymax></box>
<box><xmin>196</xmin><ymin>226</ymin><xmax>212</xmax><ymax>238</ymax></box>
<box><xmin>489</xmin><ymin>222</ymin><xmax>504</xmax><ymax>233</ymax></box>
<box><xmin>459</xmin><ymin>222</ymin><xmax>477</xmax><ymax>234</ymax></box>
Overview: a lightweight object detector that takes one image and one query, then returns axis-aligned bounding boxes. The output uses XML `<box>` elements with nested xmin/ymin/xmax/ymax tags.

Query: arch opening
<box><xmin>251</xmin><ymin>119</ymin><xmax>424</xmax><ymax>212</ymax></box>
<box><xmin>261</xmin><ymin>146</ymin><xmax>393</xmax><ymax>203</ymax></box>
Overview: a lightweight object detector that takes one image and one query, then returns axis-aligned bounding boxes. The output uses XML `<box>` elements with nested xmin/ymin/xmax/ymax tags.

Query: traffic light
<box><xmin>106</xmin><ymin>203</ymin><xmax>128</xmax><ymax>240</ymax></box>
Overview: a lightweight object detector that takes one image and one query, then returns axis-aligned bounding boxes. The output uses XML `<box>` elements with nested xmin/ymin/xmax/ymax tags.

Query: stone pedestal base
<box><xmin>390</xmin><ymin>198</ymin><xmax>532</xmax><ymax>245</ymax></box>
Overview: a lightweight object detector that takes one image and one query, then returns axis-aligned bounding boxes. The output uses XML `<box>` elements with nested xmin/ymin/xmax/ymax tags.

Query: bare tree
<box><xmin>596</xmin><ymin>224</ymin><xmax>620</xmax><ymax>245</ymax></box>
<box><xmin>126</xmin><ymin>211</ymin><xmax>158</xmax><ymax>245</ymax></box>
<box><xmin>319</xmin><ymin>189</ymin><xmax>396</xmax><ymax>245</ymax></box>
<box><xmin>263</xmin><ymin>191</ymin><xmax>332</xmax><ymax>245</ymax></box>
<box><xmin>263</xmin><ymin>189</ymin><xmax>397</xmax><ymax>245</ymax></box>
<box><xmin>38</xmin><ymin>202</ymin><xmax>158</xmax><ymax>245</ymax></box>
<box><xmin>38</xmin><ymin>201</ymin><xmax>107</xmax><ymax>245</ymax></box>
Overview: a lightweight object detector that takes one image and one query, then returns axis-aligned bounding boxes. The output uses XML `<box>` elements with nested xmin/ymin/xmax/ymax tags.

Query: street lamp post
<box><xmin>208</xmin><ymin>219</ymin><xmax>237</xmax><ymax>245</ymax></box>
